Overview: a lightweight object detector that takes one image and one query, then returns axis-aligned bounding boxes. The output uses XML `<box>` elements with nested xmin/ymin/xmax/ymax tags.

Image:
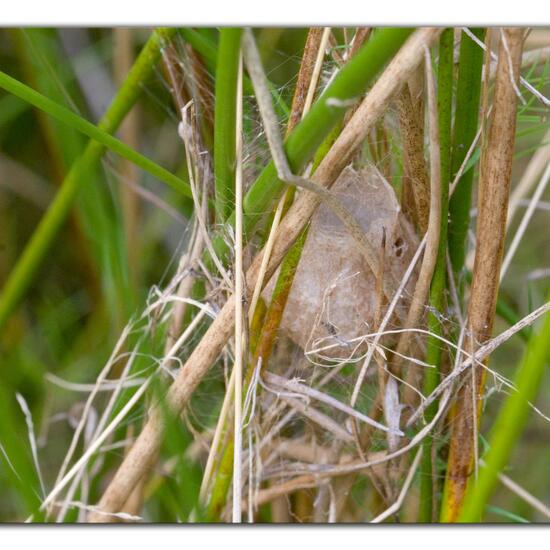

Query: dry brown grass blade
<box><xmin>88</xmin><ymin>28</ymin><xmax>441</xmax><ymax>521</ymax></box>
<box><xmin>395</xmin><ymin>46</ymin><xmax>441</xmax><ymax>396</ymax></box>
<box><xmin>398</xmin><ymin>83</ymin><xmax>430</xmax><ymax>232</ymax></box>
<box><xmin>287</xmin><ymin>27</ymin><xmax>325</xmax><ymax>133</ymax></box>
<box><xmin>244</xmin><ymin>474</ymin><xmax>319</xmax><ymax>510</ymax></box>
<box><xmin>441</xmin><ymin>28</ymin><xmax>524</xmax><ymax>523</ymax></box>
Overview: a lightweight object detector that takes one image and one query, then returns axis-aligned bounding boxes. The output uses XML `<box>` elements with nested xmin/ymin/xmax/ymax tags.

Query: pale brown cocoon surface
<box><xmin>266</xmin><ymin>164</ymin><xmax>418</xmax><ymax>358</ymax></box>
<box><xmin>442</xmin><ymin>28</ymin><xmax>524</xmax><ymax>522</ymax></box>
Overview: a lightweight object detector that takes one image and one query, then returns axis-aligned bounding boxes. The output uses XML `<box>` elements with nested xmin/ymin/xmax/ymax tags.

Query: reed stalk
<box><xmin>441</xmin><ymin>28</ymin><xmax>524</xmax><ymax>522</ymax></box>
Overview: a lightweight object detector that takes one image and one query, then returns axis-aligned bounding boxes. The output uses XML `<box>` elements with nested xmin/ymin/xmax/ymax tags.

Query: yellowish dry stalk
<box><xmin>394</xmin><ymin>48</ymin><xmax>441</xmax><ymax>397</ymax></box>
<box><xmin>88</xmin><ymin>27</ymin><xmax>442</xmax><ymax>521</ymax></box>
<box><xmin>244</xmin><ymin>475</ymin><xmax>319</xmax><ymax>509</ymax></box>
<box><xmin>441</xmin><ymin>28</ymin><xmax>524</xmax><ymax>523</ymax></box>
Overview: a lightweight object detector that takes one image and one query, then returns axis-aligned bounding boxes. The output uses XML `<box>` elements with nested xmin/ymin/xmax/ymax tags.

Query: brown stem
<box><xmin>287</xmin><ymin>28</ymin><xmax>325</xmax><ymax>135</ymax></box>
<box><xmin>441</xmin><ymin>28</ymin><xmax>523</xmax><ymax>522</ymax></box>
<box><xmin>398</xmin><ymin>85</ymin><xmax>430</xmax><ymax>233</ymax></box>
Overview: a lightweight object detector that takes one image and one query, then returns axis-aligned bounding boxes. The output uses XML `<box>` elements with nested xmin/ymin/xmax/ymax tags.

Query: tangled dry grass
<box><xmin>2</xmin><ymin>26</ymin><xmax>550</xmax><ymax>524</ymax></box>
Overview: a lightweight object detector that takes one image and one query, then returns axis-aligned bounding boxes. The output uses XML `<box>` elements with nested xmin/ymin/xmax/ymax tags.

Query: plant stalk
<box><xmin>441</xmin><ymin>28</ymin><xmax>524</xmax><ymax>522</ymax></box>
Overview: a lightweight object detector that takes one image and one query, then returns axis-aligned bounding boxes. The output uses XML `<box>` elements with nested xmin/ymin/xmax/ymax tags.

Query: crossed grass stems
<box><xmin>6</xmin><ymin>27</ymin><xmax>550</xmax><ymax>523</ymax></box>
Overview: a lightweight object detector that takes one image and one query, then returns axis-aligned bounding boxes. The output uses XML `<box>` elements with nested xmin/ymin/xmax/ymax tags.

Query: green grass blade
<box><xmin>0</xmin><ymin>69</ymin><xmax>192</xmax><ymax>199</ymax></box>
<box><xmin>13</xmin><ymin>28</ymin><xmax>136</xmax><ymax>326</ymax></box>
<box><xmin>210</xmin><ymin>28</ymin><xmax>414</xmax><ymax>266</ymax></box>
<box><xmin>448</xmin><ymin>28</ymin><xmax>486</xmax><ymax>276</ymax></box>
<box><xmin>459</xmin><ymin>304</ymin><xmax>550</xmax><ymax>522</ymax></box>
<box><xmin>214</xmin><ymin>28</ymin><xmax>242</xmax><ymax>223</ymax></box>
<box><xmin>0</xmin><ymin>384</ymin><xmax>44</xmax><ymax>519</ymax></box>
<box><xmin>0</xmin><ymin>28</ymin><xmax>177</xmax><ymax>333</ymax></box>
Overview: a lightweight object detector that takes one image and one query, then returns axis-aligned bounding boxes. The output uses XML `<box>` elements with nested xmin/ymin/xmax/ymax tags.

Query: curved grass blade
<box><xmin>459</xmin><ymin>304</ymin><xmax>550</xmax><ymax>522</ymax></box>
<box><xmin>0</xmin><ymin>28</ymin><xmax>178</xmax><ymax>333</ymax></box>
<box><xmin>0</xmin><ymin>69</ymin><xmax>192</xmax><ymax>199</ymax></box>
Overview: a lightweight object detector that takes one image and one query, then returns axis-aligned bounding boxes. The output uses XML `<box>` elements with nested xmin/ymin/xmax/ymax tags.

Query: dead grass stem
<box><xmin>442</xmin><ymin>28</ymin><xmax>524</xmax><ymax>522</ymax></box>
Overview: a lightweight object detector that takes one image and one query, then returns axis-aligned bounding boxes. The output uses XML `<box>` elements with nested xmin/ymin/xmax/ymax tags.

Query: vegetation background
<box><xmin>0</xmin><ymin>27</ymin><xmax>549</xmax><ymax>523</ymax></box>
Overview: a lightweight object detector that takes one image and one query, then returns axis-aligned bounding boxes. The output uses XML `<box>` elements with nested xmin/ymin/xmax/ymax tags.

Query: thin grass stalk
<box><xmin>89</xmin><ymin>29</ymin><xmax>441</xmax><ymax>521</ymax></box>
<box><xmin>232</xmin><ymin>54</ymin><xmax>244</xmax><ymax>523</ymax></box>
<box><xmin>418</xmin><ymin>29</ymin><xmax>453</xmax><ymax>523</ymax></box>
<box><xmin>214</xmin><ymin>29</ymin><xmax>242</xmax><ymax>223</ymax></box>
<box><xmin>204</xmin><ymin>28</ymin><xmax>329</xmax><ymax>520</ymax></box>
<box><xmin>447</xmin><ymin>28</ymin><xmax>486</xmax><ymax>276</ymax></box>
<box><xmin>0</xmin><ymin>28</ymin><xmax>178</xmax><ymax>333</ymax></box>
<box><xmin>458</xmin><ymin>304</ymin><xmax>550</xmax><ymax>522</ymax></box>
<box><xmin>441</xmin><ymin>28</ymin><xmax>524</xmax><ymax>522</ymax></box>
